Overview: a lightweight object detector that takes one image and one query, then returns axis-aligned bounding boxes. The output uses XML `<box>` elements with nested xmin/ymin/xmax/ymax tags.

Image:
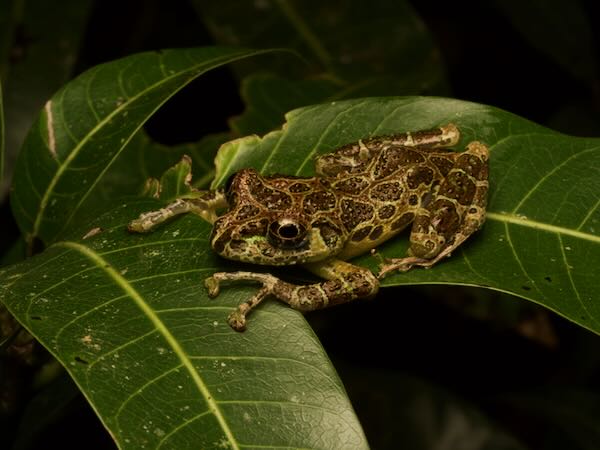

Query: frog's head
<box><xmin>210</xmin><ymin>169</ymin><xmax>344</xmax><ymax>265</ymax></box>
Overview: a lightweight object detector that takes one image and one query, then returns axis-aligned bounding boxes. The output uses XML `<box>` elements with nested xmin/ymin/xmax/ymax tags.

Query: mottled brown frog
<box><xmin>129</xmin><ymin>124</ymin><xmax>489</xmax><ymax>331</ymax></box>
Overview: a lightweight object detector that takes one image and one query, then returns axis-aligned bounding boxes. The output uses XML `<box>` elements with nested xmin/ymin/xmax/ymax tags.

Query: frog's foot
<box><xmin>205</xmin><ymin>272</ymin><xmax>281</xmax><ymax>331</ymax></box>
<box><xmin>205</xmin><ymin>262</ymin><xmax>379</xmax><ymax>331</ymax></box>
<box><xmin>378</xmin><ymin>256</ymin><xmax>426</xmax><ymax>278</ymax></box>
<box><xmin>377</xmin><ymin>232</ymin><xmax>471</xmax><ymax>279</ymax></box>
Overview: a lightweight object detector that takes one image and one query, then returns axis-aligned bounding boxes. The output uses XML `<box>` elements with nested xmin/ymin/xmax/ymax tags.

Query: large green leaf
<box><xmin>213</xmin><ymin>97</ymin><xmax>600</xmax><ymax>334</ymax></box>
<box><xmin>0</xmin><ymin>202</ymin><xmax>366</xmax><ymax>449</ymax></box>
<box><xmin>10</xmin><ymin>47</ymin><xmax>273</xmax><ymax>247</ymax></box>
<box><xmin>1</xmin><ymin>96</ymin><xmax>598</xmax><ymax>448</ymax></box>
<box><xmin>0</xmin><ymin>0</ymin><xmax>93</xmax><ymax>197</ymax></box>
<box><xmin>231</xmin><ymin>73</ymin><xmax>340</xmax><ymax>136</ymax></box>
<box><xmin>86</xmin><ymin>130</ymin><xmax>230</xmax><ymax>209</ymax></box>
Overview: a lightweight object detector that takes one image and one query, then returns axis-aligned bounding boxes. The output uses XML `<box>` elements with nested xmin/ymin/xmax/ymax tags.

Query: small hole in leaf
<box><xmin>544</xmin><ymin>276</ymin><xmax>552</xmax><ymax>283</ymax></box>
<box><xmin>30</xmin><ymin>316</ymin><xmax>43</xmax><ymax>321</ymax></box>
<box><xmin>521</xmin><ymin>285</ymin><xmax>531</xmax><ymax>291</ymax></box>
<box><xmin>74</xmin><ymin>356</ymin><xmax>89</xmax><ymax>365</ymax></box>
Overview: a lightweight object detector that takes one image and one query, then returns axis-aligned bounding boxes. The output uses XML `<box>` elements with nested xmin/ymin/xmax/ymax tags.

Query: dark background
<box><xmin>1</xmin><ymin>1</ymin><xmax>599</xmax><ymax>449</ymax></box>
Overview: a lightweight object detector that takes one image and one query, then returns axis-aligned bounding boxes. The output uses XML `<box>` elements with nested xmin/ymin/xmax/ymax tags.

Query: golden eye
<box><xmin>267</xmin><ymin>218</ymin><xmax>308</xmax><ymax>249</ymax></box>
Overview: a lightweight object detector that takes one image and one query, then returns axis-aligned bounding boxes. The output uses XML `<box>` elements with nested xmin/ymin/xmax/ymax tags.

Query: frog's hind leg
<box><xmin>399</xmin><ymin>123</ymin><xmax>460</xmax><ymax>148</ymax></box>
<box><xmin>205</xmin><ymin>259</ymin><xmax>379</xmax><ymax>331</ymax></box>
<box><xmin>379</xmin><ymin>141</ymin><xmax>489</xmax><ymax>278</ymax></box>
<box><xmin>315</xmin><ymin>123</ymin><xmax>460</xmax><ymax>177</ymax></box>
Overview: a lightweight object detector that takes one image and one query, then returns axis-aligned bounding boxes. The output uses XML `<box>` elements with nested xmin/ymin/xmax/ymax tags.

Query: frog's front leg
<box><xmin>205</xmin><ymin>259</ymin><xmax>379</xmax><ymax>331</ymax></box>
<box><xmin>128</xmin><ymin>190</ymin><xmax>227</xmax><ymax>232</ymax></box>
<box><xmin>379</xmin><ymin>141</ymin><xmax>489</xmax><ymax>278</ymax></box>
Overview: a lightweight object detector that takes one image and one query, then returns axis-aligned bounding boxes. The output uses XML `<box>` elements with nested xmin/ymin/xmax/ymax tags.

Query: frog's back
<box><xmin>324</xmin><ymin>143</ymin><xmax>459</xmax><ymax>260</ymax></box>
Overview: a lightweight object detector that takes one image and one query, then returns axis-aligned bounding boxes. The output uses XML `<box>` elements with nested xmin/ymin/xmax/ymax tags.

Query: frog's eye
<box><xmin>267</xmin><ymin>218</ymin><xmax>308</xmax><ymax>249</ymax></box>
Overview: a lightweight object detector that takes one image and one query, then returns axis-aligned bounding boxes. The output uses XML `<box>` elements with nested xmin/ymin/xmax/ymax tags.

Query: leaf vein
<box><xmin>487</xmin><ymin>212</ymin><xmax>600</xmax><ymax>243</ymax></box>
<box><xmin>502</xmin><ymin>222</ymin><xmax>546</xmax><ymax>300</ymax></box>
<box><xmin>558</xmin><ymin>235</ymin><xmax>600</xmax><ymax>329</ymax></box>
<box><xmin>58</xmin><ymin>241</ymin><xmax>240</xmax><ymax>450</ymax></box>
<box><xmin>511</xmin><ymin>146</ymin><xmax>596</xmax><ymax>214</ymax></box>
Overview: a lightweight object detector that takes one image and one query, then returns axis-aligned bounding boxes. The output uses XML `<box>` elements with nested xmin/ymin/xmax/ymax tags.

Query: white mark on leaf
<box><xmin>45</xmin><ymin>100</ymin><xmax>57</xmax><ymax>158</ymax></box>
<box><xmin>82</xmin><ymin>227</ymin><xmax>103</xmax><ymax>240</ymax></box>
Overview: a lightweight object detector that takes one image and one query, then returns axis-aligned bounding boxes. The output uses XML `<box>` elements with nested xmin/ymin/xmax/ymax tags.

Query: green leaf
<box><xmin>157</xmin><ymin>155</ymin><xmax>194</xmax><ymax>201</ymax></box>
<box><xmin>196</xmin><ymin>0</ymin><xmax>445</xmax><ymax>93</ymax></box>
<box><xmin>231</xmin><ymin>73</ymin><xmax>340</xmax><ymax>136</ymax></box>
<box><xmin>10</xmin><ymin>47</ymin><xmax>275</xmax><ymax>247</ymax></box>
<box><xmin>0</xmin><ymin>0</ymin><xmax>93</xmax><ymax>197</ymax></box>
<box><xmin>0</xmin><ymin>202</ymin><xmax>367</xmax><ymax>449</ymax></box>
<box><xmin>2</xmin><ymin>96</ymin><xmax>598</xmax><ymax>448</ymax></box>
<box><xmin>213</xmin><ymin>97</ymin><xmax>600</xmax><ymax>335</ymax></box>
<box><xmin>86</xmin><ymin>130</ymin><xmax>224</xmax><ymax>209</ymax></box>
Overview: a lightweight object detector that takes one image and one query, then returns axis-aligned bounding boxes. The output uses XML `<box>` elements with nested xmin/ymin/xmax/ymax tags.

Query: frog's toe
<box><xmin>204</xmin><ymin>276</ymin><xmax>221</xmax><ymax>298</ymax></box>
<box><xmin>227</xmin><ymin>309</ymin><xmax>247</xmax><ymax>332</ymax></box>
<box><xmin>378</xmin><ymin>256</ymin><xmax>426</xmax><ymax>278</ymax></box>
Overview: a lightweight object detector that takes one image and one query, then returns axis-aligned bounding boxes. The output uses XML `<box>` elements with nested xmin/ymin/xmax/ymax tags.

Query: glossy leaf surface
<box><xmin>10</xmin><ymin>47</ymin><xmax>272</xmax><ymax>246</ymax></box>
<box><xmin>0</xmin><ymin>203</ymin><xmax>366</xmax><ymax>449</ymax></box>
<box><xmin>1</xmin><ymin>96</ymin><xmax>598</xmax><ymax>449</ymax></box>
<box><xmin>214</xmin><ymin>97</ymin><xmax>600</xmax><ymax>334</ymax></box>
<box><xmin>0</xmin><ymin>0</ymin><xmax>93</xmax><ymax>196</ymax></box>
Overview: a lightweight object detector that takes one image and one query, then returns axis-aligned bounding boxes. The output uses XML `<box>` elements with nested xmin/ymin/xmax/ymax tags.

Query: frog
<box><xmin>128</xmin><ymin>124</ymin><xmax>489</xmax><ymax>331</ymax></box>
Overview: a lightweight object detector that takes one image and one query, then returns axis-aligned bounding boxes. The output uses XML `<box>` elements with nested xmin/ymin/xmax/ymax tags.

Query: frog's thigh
<box><xmin>304</xmin><ymin>259</ymin><xmax>380</xmax><ymax>308</ymax></box>
<box><xmin>314</xmin><ymin>124</ymin><xmax>460</xmax><ymax>177</ymax></box>
<box><xmin>380</xmin><ymin>141</ymin><xmax>489</xmax><ymax>275</ymax></box>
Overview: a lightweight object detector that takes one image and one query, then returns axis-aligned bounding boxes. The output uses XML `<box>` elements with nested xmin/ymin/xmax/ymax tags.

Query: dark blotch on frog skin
<box><xmin>351</xmin><ymin>226</ymin><xmax>372</xmax><ymax>242</ymax></box>
<box><xmin>378</xmin><ymin>204</ymin><xmax>396</xmax><ymax>219</ymax></box>
<box><xmin>407</xmin><ymin>166</ymin><xmax>434</xmax><ymax>189</ymax></box>
<box><xmin>369</xmin><ymin>225</ymin><xmax>384</xmax><ymax>240</ymax></box>
<box><xmin>340</xmin><ymin>199</ymin><xmax>374</xmax><ymax>231</ymax></box>
<box><xmin>374</xmin><ymin>147</ymin><xmax>426</xmax><ymax>179</ymax></box>
<box><xmin>369</xmin><ymin>182</ymin><xmax>403</xmax><ymax>202</ymax></box>
<box><xmin>303</xmin><ymin>191</ymin><xmax>336</xmax><ymax>214</ymax></box>
<box><xmin>391</xmin><ymin>212</ymin><xmax>415</xmax><ymax>231</ymax></box>
<box><xmin>333</xmin><ymin>176</ymin><xmax>369</xmax><ymax>195</ymax></box>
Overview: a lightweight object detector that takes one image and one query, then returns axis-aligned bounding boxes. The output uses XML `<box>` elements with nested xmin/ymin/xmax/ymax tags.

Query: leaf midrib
<box><xmin>57</xmin><ymin>241</ymin><xmax>239</xmax><ymax>450</ymax></box>
<box><xmin>487</xmin><ymin>211</ymin><xmax>600</xmax><ymax>243</ymax></box>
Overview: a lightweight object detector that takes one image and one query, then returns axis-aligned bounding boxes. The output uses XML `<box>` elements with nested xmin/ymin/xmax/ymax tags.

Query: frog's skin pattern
<box><xmin>128</xmin><ymin>124</ymin><xmax>489</xmax><ymax>331</ymax></box>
